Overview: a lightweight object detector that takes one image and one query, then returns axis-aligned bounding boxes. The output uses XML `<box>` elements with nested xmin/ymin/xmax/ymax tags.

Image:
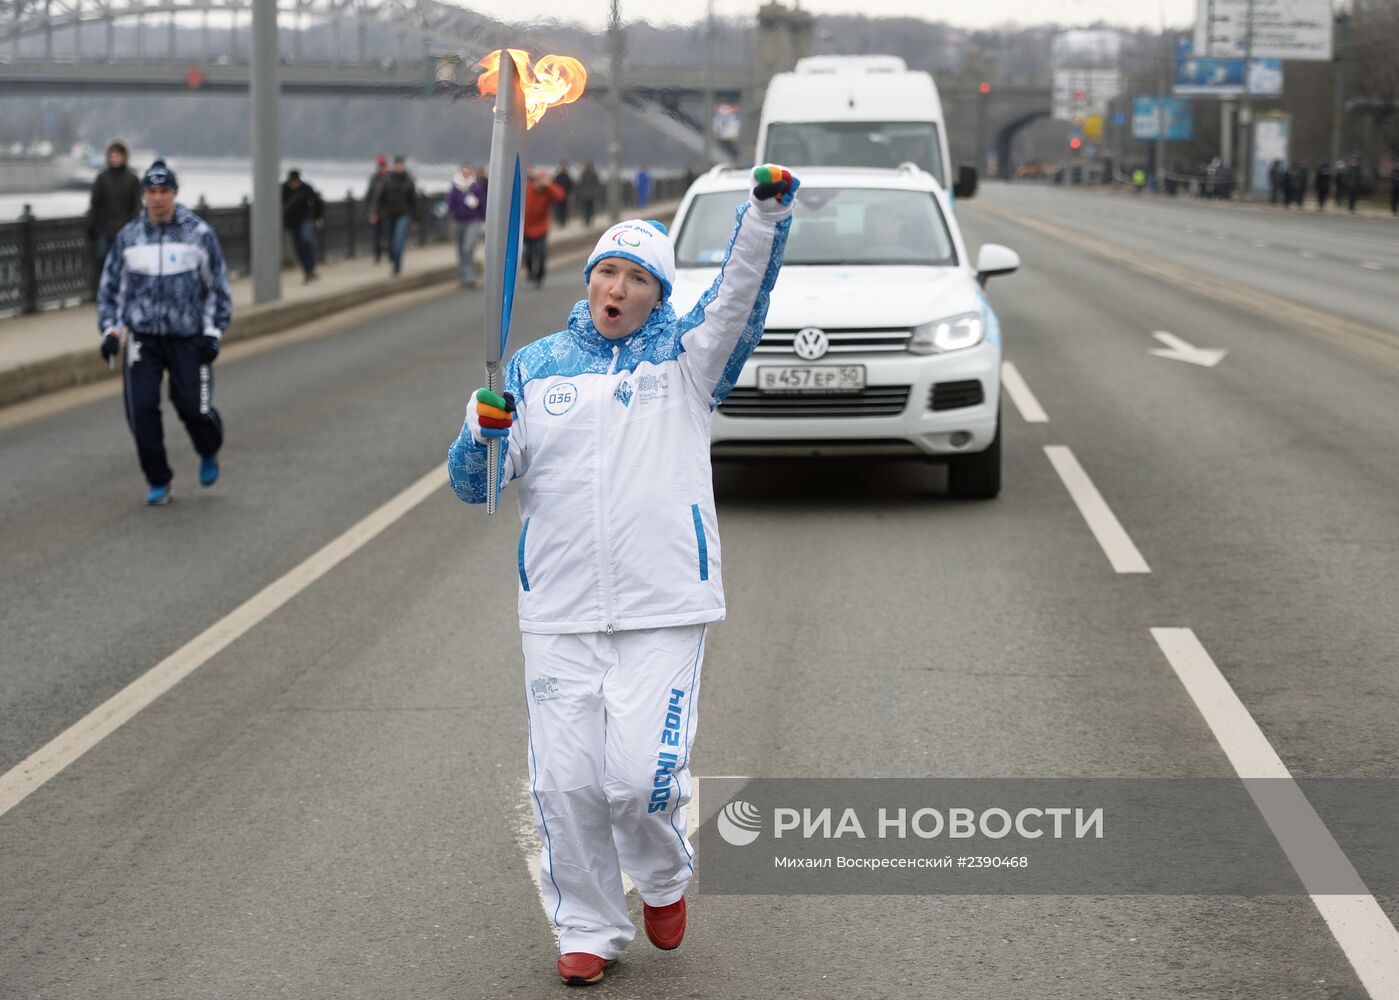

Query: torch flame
<box><xmin>477</xmin><ymin>49</ymin><xmax>588</xmax><ymax>130</ymax></box>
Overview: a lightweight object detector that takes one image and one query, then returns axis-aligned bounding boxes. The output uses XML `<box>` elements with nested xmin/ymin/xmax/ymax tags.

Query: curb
<box><xmin>0</xmin><ymin>205</ymin><xmax>678</xmax><ymax>411</ymax></box>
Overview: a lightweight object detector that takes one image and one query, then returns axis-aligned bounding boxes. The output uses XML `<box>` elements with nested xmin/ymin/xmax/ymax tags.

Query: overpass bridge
<box><xmin>0</xmin><ymin>0</ymin><xmax>1052</xmax><ymax>175</ymax></box>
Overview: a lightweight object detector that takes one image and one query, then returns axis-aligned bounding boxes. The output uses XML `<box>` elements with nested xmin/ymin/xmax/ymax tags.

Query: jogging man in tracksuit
<box><xmin>448</xmin><ymin>165</ymin><xmax>799</xmax><ymax>987</ymax></box>
<box><xmin>98</xmin><ymin>160</ymin><xmax>232</xmax><ymax>506</ymax></box>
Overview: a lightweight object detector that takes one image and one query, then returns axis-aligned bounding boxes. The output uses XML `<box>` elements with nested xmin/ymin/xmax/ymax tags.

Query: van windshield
<box><xmin>764</xmin><ymin>122</ymin><xmax>945</xmax><ymax>185</ymax></box>
<box><xmin>675</xmin><ymin>188</ymin><xmax>958</xmax><ymax>268</ymax></box>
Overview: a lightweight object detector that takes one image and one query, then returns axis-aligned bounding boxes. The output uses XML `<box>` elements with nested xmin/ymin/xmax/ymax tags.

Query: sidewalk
<box><xmin>0</xmin><ymin>202</ymin><xmax>679</xmax><ymax>409</ymax></box>
<box><xmin>1094</xmin><ymin>183</ymin><xmax>1397</xmax><ymax>222</ymax></box>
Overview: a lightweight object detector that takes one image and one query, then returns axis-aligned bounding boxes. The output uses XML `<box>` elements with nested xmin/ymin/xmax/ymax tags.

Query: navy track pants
<box><xmin>122</xmin><ymin>333</ymin><xmax>224</xmax><ymax>487</ymax></box>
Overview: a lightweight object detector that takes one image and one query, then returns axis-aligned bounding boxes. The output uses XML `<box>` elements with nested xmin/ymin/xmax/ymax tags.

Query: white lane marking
<box><xmin>1359</xmin><ymin>261</ymin><xmax>1384</xmax><ymax>271</ymax></box>
<box><xmin>1214</xmin><ymin>233</ymin><xmax>1229</xmax><ymax>240</ymax></box>
<box><xmin>1253</xmin><ymin>240</ymin><xmax>1270</xmax><ymax>248</ymax></box>
<box><xmin>1300</xmin><ymin>250</ymin><xmax>1320</xmax><ymax>259</ymax></box>
<box><xmin>0</xmin><ymin>466</ymin><xmax>450</xmax><ymax>819</ymax></box>
<box><xmin>1149</xmin><ymin>330</ymin><xmax>1227</xmax><ymax>368</ymax></box>
<box><xmin>1151</xmin><ymin>628</ymin><xmax>1399</xmax><ymax>1000</ymax></box>
<box><xmin>1000</xmin><ymin>361</ymin><xmax>1049</xmax><ymax>423</ymax></box>
<box><xmin>1044</xmin><ymin>445</ymin><xmax>1150</xmax><ymax>573</ymax></box>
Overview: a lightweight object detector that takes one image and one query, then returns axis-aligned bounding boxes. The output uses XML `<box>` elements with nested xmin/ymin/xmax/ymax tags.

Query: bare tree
<box><xmin>1349</xmin><ymin>0</ymin><xmax>1399</xmax><ymax>158</ymax></box>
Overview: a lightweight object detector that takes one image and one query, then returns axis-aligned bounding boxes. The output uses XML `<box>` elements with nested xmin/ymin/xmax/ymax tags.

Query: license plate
<box><xmin>756</xmin><ymin>365</ymin><xmax>866</xmax><ymax>394</ymax></box>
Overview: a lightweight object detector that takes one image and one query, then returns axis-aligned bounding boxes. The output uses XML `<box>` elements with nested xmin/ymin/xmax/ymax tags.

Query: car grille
<box><xmin>929</xmin><ymin>380</ymin><xmax>984</xmax><ymax>411</ymax></box>
<box><xmin>719</xmin><ymin>386</ymin><xmax>911</xmax><ymax>418</ymax></box>
<box><xmin>752</xmin><ymin>328</ymin><xmax>912</xmax><ymax>356</ymax></box>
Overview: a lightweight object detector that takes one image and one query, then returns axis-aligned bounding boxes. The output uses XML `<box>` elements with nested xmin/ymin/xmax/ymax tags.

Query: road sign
<box><xmin>1132</xmin><ymin>97</ymin><xmax>1195</xmax><ymax>141</ymax></box>
<box><xmin>1194</xmin><ymin>0</ymin><xmax>1333</xmax><ymax>61</ymax></box>
<box><xmin>1052</xmin><ymin>69</ymin><xmax>1122</xmax><ymax>121</ymax></box>
<box><xmin>1173</xmin><ymin>37</ymin><xmax>1282</xmax><ymax>97</ymax></box>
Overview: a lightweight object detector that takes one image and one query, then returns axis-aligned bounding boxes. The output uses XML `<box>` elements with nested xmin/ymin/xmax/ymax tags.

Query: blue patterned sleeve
<box><xmin>448</xmin><ymin>356</ymin><xmax>526</xmax><ymax>505</ymax></box>
<box><xmin>676</xmin><ymin>199</ymin><xmax>792</xmax><ymax>408</ymax></box>
<box><xmin>96</xmin><ymin>229</ymin><xmax>127</xmax><ymax>334</ymax></box>
<box><xmin>201</xmin><ymin>224</ymin><xmax>233</xmax><ymax>335</ymax></box>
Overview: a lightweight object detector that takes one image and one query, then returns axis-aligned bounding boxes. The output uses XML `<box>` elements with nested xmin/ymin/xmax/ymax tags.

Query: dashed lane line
<box><xmin>1152</xmin><ymin>628</ymin><xmax>1399</xmax><ymax>1000</ymax></box>
<box><xmin>1044</xmin><ymin>445</ymin><xmax>1150</xmax><ymax>574</ymax></box>
<box><xmin>1000</xmin><ymin>361</ymin><xmax>1049</xmax><ymax>423</ymax></box>
<box><xmin>975</xmin><ymin>202</ymin><xmax>1399</xmax><ymax>375</ymax></box>
<box><xmin>0</xmin><ymin>465</ymin><xmax>451</xmax><ymax>819</ymax></box>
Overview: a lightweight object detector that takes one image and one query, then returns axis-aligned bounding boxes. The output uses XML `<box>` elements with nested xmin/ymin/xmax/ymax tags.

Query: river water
<box><xmin>0</xmin><ymin>156</ymin><xmax>467</xmax><ymax>220</ymax></box>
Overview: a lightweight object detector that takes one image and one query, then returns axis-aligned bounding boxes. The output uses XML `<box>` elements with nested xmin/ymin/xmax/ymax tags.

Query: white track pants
<box><xmin>522</xmin><ymin>624</ymin><xmax>705</xmax><ymax>959</ymax></box>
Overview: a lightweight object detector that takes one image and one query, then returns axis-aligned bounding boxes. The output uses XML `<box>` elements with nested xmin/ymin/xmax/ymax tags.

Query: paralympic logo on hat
<box><xmin>610</xmin><ymin>230</ymin><xmax>644</xmax><ymax>248</ymax></box>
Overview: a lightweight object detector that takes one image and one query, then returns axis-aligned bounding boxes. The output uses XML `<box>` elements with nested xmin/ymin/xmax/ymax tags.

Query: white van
<box><xmin>755</xmin><ymin>55</ymin><xmax>977</xmax><ymax>198</ymax></box>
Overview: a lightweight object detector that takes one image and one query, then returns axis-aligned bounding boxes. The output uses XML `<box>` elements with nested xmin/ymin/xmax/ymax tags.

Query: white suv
<box><xmin>670</xmin><ymin>165</ymin><xmax>1019</xmax><ymax>499</ymax></box>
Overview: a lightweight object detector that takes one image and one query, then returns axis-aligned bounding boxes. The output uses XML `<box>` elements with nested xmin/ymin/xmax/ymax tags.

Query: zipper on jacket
<box><xmin>597</xmin><ymin>344</ymin><xmax>621</xmax><ymax>633</ymax></box>
<box><xmin>156</xmin><ymin>223</ymin><xmax>165</xmax><ymax>335</ymax></box>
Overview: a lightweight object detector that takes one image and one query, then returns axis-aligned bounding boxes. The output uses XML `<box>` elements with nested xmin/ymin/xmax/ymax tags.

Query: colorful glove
<box><xmin>468</xmin><ymin>387</ymin><xmax>516</xmax><ymax>445</ymax></box>
<box><xmin>99</xmin><ymin>330</ymin><xmax>121</xmax><ymax>362</ymax></box>
<box><xmin>198</xmin><ymin>335</ymin><xmax>220</xmax><ymax>365</ymax></box>
<box><xmin>752</xmin><ymin>164</ymin><xmax>800</xmax><ymax>207</ymax></box>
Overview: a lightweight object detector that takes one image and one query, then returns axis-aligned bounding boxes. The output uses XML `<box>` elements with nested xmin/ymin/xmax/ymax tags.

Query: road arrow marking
<box><xmin>1150</xmin><ymin>330</ymin><xmax>1227</xmax><ymax>368</ymax></box>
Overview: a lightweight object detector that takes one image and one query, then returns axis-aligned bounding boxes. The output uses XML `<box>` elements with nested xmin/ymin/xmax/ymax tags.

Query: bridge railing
<box><xmin>0</xmin><ymin>172</ymin><xmax>691</xmax><ymax>318</ymax></box>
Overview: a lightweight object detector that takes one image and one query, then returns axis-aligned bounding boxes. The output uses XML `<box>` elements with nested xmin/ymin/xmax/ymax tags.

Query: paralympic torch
<box><xmin>476</xmin><ymin>49</ymin><xmax>587</xmax><ymax>515</ymax></box>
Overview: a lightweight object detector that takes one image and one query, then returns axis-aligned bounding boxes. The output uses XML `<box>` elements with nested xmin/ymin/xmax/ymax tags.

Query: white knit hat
<box><xmin>583</xmin><ymin>219</ymin><xmax>676</xmax><ymax>300</ymax></box>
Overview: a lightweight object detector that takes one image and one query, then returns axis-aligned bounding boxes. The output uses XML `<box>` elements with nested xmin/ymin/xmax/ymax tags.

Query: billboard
<box><xmin>1132</xmin><ymin>97</ymin><xmax>1196</xmax><ymax>142</ymax></box>
<box><xmin>1051</xmin><ymin>30</ymin><xmax>1122</xmax><ymax>122</ymax></box>
<box><xmin>1174</xmin><ymin>37</ymin><xmax>1283</xmax><ymax>96</ymax></box>
<box><xmin>1252</xmin><ymin>116</ymin><xmax>1290</xmax><ymax>191</ymax></box>
<box><xmin>1194</xmin><ymin>0</ymin><xmax>1333</xmax><ymax>62</ymax></box>
<box><xmin>1052</xmin><ymin>68</ymin><xmax>1124</xmax><ymax>121</ymax></box>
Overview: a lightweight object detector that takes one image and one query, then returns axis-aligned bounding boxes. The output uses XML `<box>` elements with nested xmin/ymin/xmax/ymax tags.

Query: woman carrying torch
<box><xmin>448</xmin><ymin>164</ymin><xmax>800</xmax><ymax>985</ymax></box>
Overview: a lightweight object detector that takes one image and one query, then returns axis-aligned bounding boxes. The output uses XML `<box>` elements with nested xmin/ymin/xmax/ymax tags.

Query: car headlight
<box><xmin>908</xmin><ymin>312</ymin><xmax>984</xmax><ymax>354</ymax></box>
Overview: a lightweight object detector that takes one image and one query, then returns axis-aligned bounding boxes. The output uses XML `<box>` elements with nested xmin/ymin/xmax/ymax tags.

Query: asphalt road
<box><xmin>983</xmin><ymin>182</ymin><xmax>1399</xmax><ymax>334</ymax></box>
<box><xmin>2</xmin><ymin>186</ymin><xmax>1398</xmax><ymax>998</ymax></box>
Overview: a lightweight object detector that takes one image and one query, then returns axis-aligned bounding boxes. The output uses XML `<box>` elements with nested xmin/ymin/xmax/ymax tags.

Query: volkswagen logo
<box><xmin>792</xmin><ymin>327</ymin><xmax>829</xmax><ymax>361</ymax></box>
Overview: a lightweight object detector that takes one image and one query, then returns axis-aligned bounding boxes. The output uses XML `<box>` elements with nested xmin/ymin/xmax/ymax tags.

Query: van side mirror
<box><xmin>953</xmin><ymin>165</ymin><xmax>978</xmax><ymax>200</ymax></box>
<box><xmin>975</xmin><ymin>244</ymin><xmax>1019</xmax><ymax>287</ymax></box>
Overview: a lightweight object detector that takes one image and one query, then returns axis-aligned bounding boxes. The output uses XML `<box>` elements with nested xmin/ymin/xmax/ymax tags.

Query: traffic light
<box><xmin>1069</xmin><ymin>136</ymin><xmax>1083</xmax><ymax>151</ymax></box>
<box><xmin>979</xmin><ymin>82</ymin><xmax>991</xmax><ymax>95</ymax></box>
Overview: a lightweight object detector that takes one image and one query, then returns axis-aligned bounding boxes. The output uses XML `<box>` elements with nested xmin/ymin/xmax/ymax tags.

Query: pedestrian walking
<box><xmin>1390</xmin><ymin>163</ymin><xmax>1399</xmax><ymax>216</ymax></box>
<box><xmin>281</xmin><ymin>169</ymin><xmax>324</xmax><ymax>283</ymax></box>
<box><xmin>553</xmin><ymin>161</ymin><xmax>575</xmax><ymax>228</ymax></box>
<box><xmin>1314</xmin><ymin>160</ymin><xmax>1331</xmax><ymax>210</ymax></box>
<box><xmin>366</xmin><ymin>155</ymin><xmax>389</xmax><ymax>264</ymax></box>
<box><xmin>576</xmin><ymin>160</ymin><xmax>601</xmax><ymax>227</ymax></box>
<box><xmin>447</xmin><ymin>164</ymin><xmax>800</xmax><ymax>989</ymax></box>
<box><xmin>1290</xmin><ymin>161</ymin><xmax>1310</xmax><ymax>209</ymax></box>
<box><xmin>635</xmin><ymin>164</ymin><xmax>653</xmax><ymax>209</ymax></box>
<box><xmin>1268</xmin><ymin>159</ymin><xmax>1284</xmax><ymax>205</ymax></box>
<box><xmin>86</xmin><ymin>140</ymin><xmax>142</xmax><ymax>295</ymax></box>
<box><xmin>1345</xmin><ymin>158</ymin><xmax>1361</xmax><ymax>213</ymax></box>
<box><xmin>369</xmin><ymin>155</ymin><xmax>418</xmax><ymax>276</ymax></box>
<box><xmin>1131</xmin><ymin>167</ymin><xmax>1146</xmax><ymax>194</ymax></box>
<box><xmin>522</xmin><ymin>169</ymin><xmax>566</xmax><ymax>288</ymax></box>
<box><xmin>447</xmin><ymin>162</ymin><xmax>486</xmax><ymax>287</ymax></box>
<box><xmin>97</xmin><ymin>160</ymin><xmax>231</xmax><ymax>506</ymax></box>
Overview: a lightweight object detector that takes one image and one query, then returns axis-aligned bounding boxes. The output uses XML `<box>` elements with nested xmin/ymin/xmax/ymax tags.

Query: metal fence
<box><xmin>0</xmin><ymin>173</ymin><xmax>690</xmax><ymax>318</ymax></box>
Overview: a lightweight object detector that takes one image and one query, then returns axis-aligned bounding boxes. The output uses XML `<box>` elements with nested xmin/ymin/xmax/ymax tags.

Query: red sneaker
<box><xmin>643</xmin><ymin>897</ymin><xmax>687</xmax><ymax>950</ymax></box>
<box><xmin>557</xmin><ymin>952</ymin><xmax>616</xmax><ymax>986</ymax></box>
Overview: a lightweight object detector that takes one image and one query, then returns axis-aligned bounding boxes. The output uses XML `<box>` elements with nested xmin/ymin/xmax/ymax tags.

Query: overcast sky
<box><xmin>479</xmin><ymin>0</ymin><xmax>1199</xmax><ymax>31</ymax></box>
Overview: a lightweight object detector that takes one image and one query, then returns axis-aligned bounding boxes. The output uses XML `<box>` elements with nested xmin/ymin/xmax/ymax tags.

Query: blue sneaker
<box><xmin>199</xmin><ymin>454</ymin><xmax>219</xmax><ymax>487</ymax></box>
<box><xmin>144</xmin><ymin>484</ymin><xmax>171</xmax><ymax>506</ymax></box>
